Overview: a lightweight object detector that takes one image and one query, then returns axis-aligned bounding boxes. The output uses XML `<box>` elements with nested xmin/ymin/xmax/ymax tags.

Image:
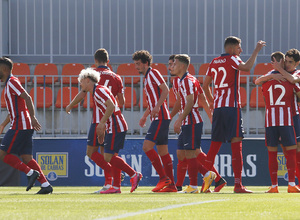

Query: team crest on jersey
<box><xmin>36</xmin><ymin>152</ymin><xmax>68</xmax><ymax>181</ymax></box>
<box><xmin>277</xmin><ymin>153</ymin><xmax>287</xmax><ymax>180</ymax></box>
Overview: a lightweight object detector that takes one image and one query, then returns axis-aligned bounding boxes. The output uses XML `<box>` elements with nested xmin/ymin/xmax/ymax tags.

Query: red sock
<box><xmin>161</xmin><ymin>154</ymin><xmax>175</xmax><ymax>184</ymax></box>
<box><xmin>197</xmin><ymin>152</ymin><xmax>221</xmax><ymax>182</ymax></box>
<box><xmin>91</xmin><ymin>152</ymin><xmax>112</xmax><ymax>175</ymax></box>
<box><xmin>112</xmin><ymin>166</ymin><xmax>121</xmax><ymax>188</ymax></box>
<box><xmin>296</xmin><ymin>151</ymin><xmax>300</xmax><ymax>183</ymax></box>
<box><xmin>145</xmin><ymin>149</ymin><xmax>166</xmax><ymax>179</ymax></box>
<box><xmin>110</xmin><ymin>155</ymin><xmax>135</xmax><ymax>177</ymax></box>
<box><xmin>268</xmin><ymin>151</ymin><xmax>278</xmax><ymax>185</ymax></box>
<box><xmin>104</xmin><ymin>170</ymin><xmax>113</xmax><ymax>186</ymax></box>
<box><xmin>197</xmin><ymin>162</ymin><xmax>209</xmax><ymax>176</ymax></box>
<box><xmin>176</xmin><ymin>158</ymin><xmax>187</xmax><ymax>187</ymax></box>
<box><xmin>27</xmin><ymin>159</ymin><xmax>48</xmax><ymax>184</ymax></box>
<box><xmin>3</xmin><ymin>154</ymin><xmax>31</xmax><ymax>174</ymax></box>
<box><xmin>205</xmin><ymin>141</ymin><xmax>222</xmax><ymax>170</ymax></box>
<box><xmin>286</xmin><ymin>149</ymin><xmax>297</xmax><ymax>182</ymax></box>
<box><xmin>231</xmin><ymin>141</ymin><xmax>243</xmax><ymax>188</ymax></box>
<box><xmin>187</xmin><ymin>158</ymin><xmax>198</xmax><ymax>186</ymax></box>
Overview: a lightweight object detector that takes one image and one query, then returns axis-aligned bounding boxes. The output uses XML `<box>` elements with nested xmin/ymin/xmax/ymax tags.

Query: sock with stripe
<box><xmin>205</xmin><ymin>141</ymin><xmax>222</xmax><ymax>170</ymax></box>
<box><xmin>109</xmin><ymin>155</ymin><xmax>135</xmax><ymax>177</ymax></box>
<box><xmin>3</xmin><ymin>154</ymin><xmax>31</xmax><ymax>174</ymax></box>
<box><xmin>286</xmin><ymin>149</ymin><xmax>297</xmax><ymax>183</ymax></box>
<box><xmin>112</xmin><ymin>166</ymin><xmax>121</xmax><ymax>188</ymax></box>
<box><xmin>176</xmin><ymin>158</ymin><xmax>187</xmax><ymax>187</ymax></box>
<box><xmin>27</xmin><ymin>159</ymin><xmax>49</xmax><ymax>186</ymax></box>
<box><xmin>187</xmin><ymin>158</ymin><xmax>198</xmax><ymax>186</ymax></box>
<box><xmin>161</xmin><ymin>153</ymin><xmax>175</xmax><ymax>184</ymax></box>
<box><xmin>145</xmin><ymin>149</ymin><xmax>166</xmax><ymax>179</ymax></box>
<box><xmin>197</xmin><ymin>151</ymin><xmax>221</xmax><ymax>182</ymax></box>
<box><xmin>91</xmin><ymin>152</ymin><xmax>112</xmax><ymax>175</ymax></box>
<box><xmin>231</xmin><ymin>141</ymin><xmax>243</xmax><ymax>188</ymax></box>
<box><xmin>267</xmin><ymin>151</ymin><xmax>278</xmax><ymax>186</ymax></box>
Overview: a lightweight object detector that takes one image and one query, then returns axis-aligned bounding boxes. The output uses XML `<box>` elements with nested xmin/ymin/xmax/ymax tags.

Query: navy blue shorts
<box><xmin>1</xmin><ymin>129</ymin><xmax>34</xmax><ymax>155</ymax></box>
<box><xmin>293</xmin><ymin>115</ymin><xmax>300</xmax><ymax>142</ymax></box>
<box><xmin>87</xmin><ymin>123</ymin><xmax>102</xmax><ymax>147</ymax></box>
<box><xmin>211</xmin><ymin>107</ymin><xmax>244</xmax><ymax>143</ymax></box>
<box><xmin>265</xmin><ymin>126</ymin><xmax>296</xmax><ymax>147</ymax></box>
<box><xmin>177</xmin><ymin>122</ymin><xmax>203</xmax><ymax>150</ymax></box>
<box><xmin>145</xmin><ymin>120</ymin><xmax>170</xmax><ymax>145</ymax></box>
<box><xmin>104</xmin><ymin>131</ymin><xmax>127</xmax><ymax>154</ymax></box>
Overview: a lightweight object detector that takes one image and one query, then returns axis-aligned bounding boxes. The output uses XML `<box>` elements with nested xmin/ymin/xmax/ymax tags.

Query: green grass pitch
<box><xmin>0</xmin><ymin>186</ymin><xmax>299</xmax><ymax>220</ymax></box>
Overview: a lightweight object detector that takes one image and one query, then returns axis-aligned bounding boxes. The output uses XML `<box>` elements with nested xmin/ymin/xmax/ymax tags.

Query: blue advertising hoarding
<box><xmin>19</xmin><ymin>138</ymin><xmax>291</xmax><ymax>187</ymax></box>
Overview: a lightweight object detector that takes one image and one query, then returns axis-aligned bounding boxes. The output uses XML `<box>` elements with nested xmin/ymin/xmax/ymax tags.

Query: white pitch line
<box><xmin>96</xmin><ymin>199</ymin><xmax>226</xmax><ymax>220</ymax></box>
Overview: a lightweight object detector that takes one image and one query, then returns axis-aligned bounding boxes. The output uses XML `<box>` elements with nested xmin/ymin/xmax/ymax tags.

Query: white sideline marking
<box><xmin>96</xmin><ymin>199</ymin><xmax>225</xmax><ymax>220</ymax></box>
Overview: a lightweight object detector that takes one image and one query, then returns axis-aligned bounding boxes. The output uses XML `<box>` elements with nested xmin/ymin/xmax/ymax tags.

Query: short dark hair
<box><xmin>0</xmin><ymin>57</ymin><xmax>13</xmax><ymax>70</ymax></box>
<box><xmin>271</xmin><ymin>51</ymin><xmax>285</xmax><ymax>62</ymax></box>
<box><xmin>285</xmin><ymin>48</ymin><xmax>300</xmax><ymax>62</ymax></box>
<box><xmin>224</xmin><ymin>36</ymin><xmax>241</xmax><ymax>48</ymax></box>
<box><xmin>169</xmin><ymin>54</ymin><xmax>175</xmax><ymax>62</ymax></box>
<box><xmin>174</xmin><ymin>54</ymin><xmax>190</xmax><ymax>66</ymax></box>
<box><xmin>132</xmin><ymin>50</ymin><xmax>152</xmax><ymax>66</ymax></box>
<box><xmin>94</xmin><ymin>48</ymin><xmax>109</xmax><ymax>63</ymax></box>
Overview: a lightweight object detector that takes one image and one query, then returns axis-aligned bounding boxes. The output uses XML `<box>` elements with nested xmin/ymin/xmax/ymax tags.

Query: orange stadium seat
<box><xmin>198</xmin><ymin>63</ymin><xmax>209</xmax><ymax>84</ymax></box>
<box><xmin>240</xmin><ymin>71</ymin><xmax>251</xmax><ymax>84</ymax></box>
<box><xmin>116</xmin><ymin>63</ymin><xmax>140</xmax><ymax>85</ymax></box>
<box><xmin>55</xmin><ymin>87</ymin><xmax>79</xmax><ymax>108</ymax></box>
<box><xmin>83</xmin><ymin>93</ymin><xmax>94</xmax><ymax>109</ymax></box>
<box><xmin>240</xmin><ymin>87</ymin><xmax>247</xmax><ymax>108</ymax></box>
<box><xmin>12</xmin><ymin>63</ymin><xmax>31</xmax><ymax>84</ymax></box>
<box><xmin>151</xmin><ymin>63</ymin><xmax>168</xmax><ymax>81</ymax></box>
<box><xmin>62</xmin><ymin>63</ymin><xmax>85</xmax><ymax>85</ymax></box>
<box><xmin>250</xmin><ymin>87</ymin><xmax>265</xmax><ymax>108</ymax></box>
<box><xmin>1</xmin><ymin>90</ymin><xmax>6</xmax><ymax>108</ymax></box>
<box><xmin>124</xmin><ymin>87</ymin><xmax>137</xmax><ymax>108</ymax></box>
<box><xmin>33</xmin><ymin>63</ymin><xmax>59</xmax><ymax>84</ymax></box>
<box><xmin>90</xmin><ymin>63</ymin><xmax>113</xmax><ymax>71</ymax></box>
<box><xmin>29</xmin><ymin>87</ymin><xmax>53</xmax><ymax>108</ymax></box>
<box><xmin>168</xmin><ymin>88</ymin><xmax>177</xmax><ymax>108</ymax></box>
<box><xmin>252</xmin><ymin>63</ymin><xmax>273</xmax><ymax>83</ymax></box>
<box><xmin>139</xmin><ymin>90</ymin><xmax>148</xmax><ymax>109</ymax></box>
<box><xmin>188</xmin><ymin>64</ymin><xmax>196</xmax><ymax>75</ymax></box>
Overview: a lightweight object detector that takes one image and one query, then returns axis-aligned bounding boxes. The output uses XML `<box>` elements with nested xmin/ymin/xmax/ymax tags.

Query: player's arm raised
<box><xmin>66</xmin><ymin>90</ymin><xmax>86</xmax><ymax>114</ymax></box>
<box><xmin>272</xmin><ymin>58</ymin><xmax>300</xmax><ymax>84</ymax></box>
<box><xmin>174</xmin><ymin>94</ymin><xmax>194</xmax><ymax>134</ymax></box>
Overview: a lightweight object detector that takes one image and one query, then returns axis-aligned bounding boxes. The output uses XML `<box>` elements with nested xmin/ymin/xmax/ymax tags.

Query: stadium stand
<box><xmin>168</xmin><ymin>88</ymin><xmax>177</xmax><ymax>108</ymax></box>
<box><xmin>33</xmin><ymin>63</ymin><xmax>59</xmax><ymax>84</ymax></box>
<box><xmin>83</xmin><ymin>93</ymin><xmax>94</xmax><ymax>109</ymax></box>
<box><xmin>29</xmin><ymin>87</ymin><xmax>53</xmax><ymax>108</ymax></box>
<box><xmin>116</xmin><ymin>63</ymin><xmax>140</xmax><ymax>85</ymax></box>
<box><xmin>198</xmin><ymin>63</ymin><xmax>209</xmax><ymax>84</ymax></box>
<box><xmin>250</xmin><ymin>87</ymin><xmax>265</xmax><ymax>108</ymax></box>
<box><xmin>151</xmin><ymin>63</ymin><xmax>168</xmax><ymax>81</ymax></box>
<box><xmin>12</xmin><ymin>63</ymin><xmax>31</xmax><ymax>84</ymax></box>
<box><xmin>252</xmin><ymin>63</ymin><xmax>273</xmax><ymax>83</ymax></box>
<box><xmin>124</xmin><ymin>87</ymin><xmax>137</xmax><ymax>108</ymax></box>
<box><xmin>240</xmin><ymin>71</ymin><xmax>251</xmax><ymax>84</ymax></box>
<box><xmin>61</xmin><ymin>63</ymin><xmax>85</xmax><ymax>85</ymax></box>
<box><xmin>240</xmin><ymin>87</ymin><xmax>247</xmax><ymax>108</ymax></box>
<box><xmin>55</xmin><ymin>87</ymin><xmax>79</xmax><ymax>108</ymax></box>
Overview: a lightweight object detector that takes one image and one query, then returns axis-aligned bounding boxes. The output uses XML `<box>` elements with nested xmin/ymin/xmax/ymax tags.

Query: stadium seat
<box><xmin>33</xmin><ymin>63</ymin><xmax>59</xmax><ymax>84</ymax></box>
<box><xmin>124</xmin><ymin>87</ymin><xmax>137</xmax><ymax>108</ymax></box>
<box><xmin>240</xmin><ymin>87</ymin><xmax>247</xmax><ymax>108</ymax></box>
<box><xmin>151</xmin><ymin>63</ymin><xmax>169</xmax><ymax>81</ymax></box>
<box><xmin>168</xmin><ymin>88</ymin><xmax>177</xmax><ymax>108</ymax></box>
<box><xmin>29</xmin><ymin>87</ymin><xmax>53</xmax><ymax>108</ymax></box>
<box><xmin>12</xmin><ymin>63</ymin><xmax>31</xmax><ymax>84</ymax></box>
<box><xmin>55</xmin><ymin>87</ymin><xmax>79</xmax><ymax>108</ymax></box>
<box><xmin>116</xmin><ymin>63</ymin><xmax>140</xmax><ymax>85</ymax></box>
<box><xmin>252</xmin><ymin>63</ymin><xmax>273</xmax><ymax>83</ymax></box>
<box><xmin>83</xmin><ymin>93</ymin><xmax>94</xmax><ymax>109</ymax></box>
<box><xmin>250</xmin><ymin>87</ymin><xmax>265</xmax><ymax>108</ymax></box>
<box><xmin>198</xmin><ymin>63</ymin><xmax>209</xmax><ymax>84</ymax></box>
<box><xmin>62</xmin><ymin>63</ymin><xmax>85</xmax><ymax>85</ymax></box>
<box><xmin>240</xmin><ymin>71</ymin><xmax>251</xmax><ymax>84</ymax></box>
<box><xmin>90</xmin><ymin>63</ymin><xmax>113</xmax><ymax>71</ymax></box>
<box><xmin>188</xmin><ymin>64</ymin><xmax>196</xmax><ymax>75</ymax></box>
<box><xmin>139</xmin><ymin>90</ymin><xmax>148</xmax><ymax>109</ymax></box>
<box><xmin>1</xmin><ymin>90</ymin><xmax>6</xmax><ymax>108</ymax></box>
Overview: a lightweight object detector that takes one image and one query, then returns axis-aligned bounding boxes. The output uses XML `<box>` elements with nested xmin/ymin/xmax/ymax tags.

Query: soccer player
<box><xmin>0</xmin><ymin>57</ymin><xmax>53</xmax><ymax>194</ymax></box>
<box><xmin>133</xmin><ymin>50</ymin><xmax>176</xmax><ymax>192</ymax></box>
<box><xmin>169</xmin><ymin>55</ymin><xmax>226</xmax><ymax>192</ymax></box>
<box><xmin>66</xmin><ymin>48</ymin><xmax>124</xmax><ymax>193</ymax></box>
<box><xmin>77</xmin><ymin>68</ymin><xmax>142</xmax><ymax>194</ymax></box>
<box><xmin>255</xmin><ymin>49</ymin><xmax>300</xmax><ymax>186</ymax></box>
<box><xmin>260</xmin><ymin>52</ymin><xmax>300</xmax><ymax>193</ymax></box>
<box><xmin>203</xmin><ymin>36</ymin><xmax>266</xmax><ymax>193</ymax></box>
<box><xmin>172</xmin><ymin>54</ymin><xmax>216</xmax><ymax>193</ymax></box>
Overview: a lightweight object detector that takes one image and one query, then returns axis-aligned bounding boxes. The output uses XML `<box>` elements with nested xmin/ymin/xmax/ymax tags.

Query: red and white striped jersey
<box><xmin>4</xmin><ymin>75</ymin><xmax>33</xmax><ymax>130</ymax></box>
<box><xmin>92</xmin><ymin>66</ymin><xmax>124</xmax><ymax>124</ymax></box>
<box><xmin>93</xmin><ymin>84</ymin><xmax>128</xmax><ymax>133</ymax></box>
<box><xmin>178</xmin><ymin>73</ymin><xmax>203</xmax><ymax>125</ymax></box>
<box><xmin>291</xmin><ymin>69</ymin><xmax>300</xmax><ymax>116</ymax></box>
<box><xmin>262</xmin><ymin>71</ymin><xmax>300</xmax><ymax>127</ymax></box>
<box><xmin>144</xmin><ymin>67</ymin><xmax>171</xmax><ymax>121</ymax></box>
<box><xmin>172</xmin><ymin>76</ymin><xmax>180</xmax><ymax>97</ymax></box>
<box><xmin>206</xmin><ymin>54</ymin><xmax>242</xmax><ymax>109</ymax></box>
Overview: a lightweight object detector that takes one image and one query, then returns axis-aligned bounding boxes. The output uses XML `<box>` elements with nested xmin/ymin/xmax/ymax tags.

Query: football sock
<box><xmin>112</xmin><ymin>166</ymin><xmax>121</xmax><ymax>188</ymax></box>
<box><xmin>187</xmin><ymin>158</ymin><xmax>198</xmax><ymax>186</ymax></box>
<box><xmin>197</xmin><ymin>162</ymin><xmax>209</xmax><ymax>176</ymax></box>
<box><xmin>176</xmin><ymin>158</ymin><xmax>187</xmax><ymax>187</ymax></box>
<box><xmin>205</xmin><ymin>141</ymin><xmax>222</xmax><ymax>170</ymax></box>
<box><xmin>161</xmin><ymin>153</ymin><xmax>175</xmax><ymax>184</ymax></box>
<box><xmin>197</xmin><ymin>152</ymin><xmax>221</xmax><ymax>182</ymax></box>
<box><xmin>104</xmin><ymin>170</ymin><xmax>113</xmax><ymax>186</ymax></box>
<box><xmin>231</xmin><ymin>141</ymin><xmax>243</xmax><ymax>188</ymax></box>
<box><xmin>286</xmin><ymin>149</ymin><xmax>297</xmax><ymax>183</ymax></box>
<box><xmin>27</xmin><ymin>159</ymin><xmax>48</xmax><ymax>184</ymax></box>
<box><xmin>91</xmin><ymin>152</ymin><xmax>112</xmax><ymax>175</ymax></box>
<box><xmin>267</xmin><ymin>151</ymin><xmax>278</xmax><ymax>186</ymax></box>
<box><xmin>3</xmin><ymin>154</ymin><xmax>31</xmax><ymax>174</ymax></box>
<box><xmin>145</xmin><ymin>149</ymin><xmax>166</xmax><ymax>179</ymax></box>
<box><xmin>109</xmin><ymin>155</ymin><xmax>135</xmax><ymax>177</ymax></box>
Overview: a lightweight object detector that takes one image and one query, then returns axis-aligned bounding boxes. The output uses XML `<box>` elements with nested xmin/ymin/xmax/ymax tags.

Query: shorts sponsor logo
<box><xmin>36</xmin><ymin>152</ymin><xmax>68</xmax><ymax>181</ymax></box>
<box><xmin>277</xmin><ymin>153</ymin><xmax>287</xmax><ymax>180</ymax></box>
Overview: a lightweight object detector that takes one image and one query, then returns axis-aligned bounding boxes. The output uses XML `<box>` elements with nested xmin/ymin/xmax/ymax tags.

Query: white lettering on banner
<box><xmin>131</xmin><ymin>155</ymin><xmax>142</xmax><ymax>173</ymax></box>
<box><xmin>84</xmin><ymin>156</ymin><xmax>94</xmax><ymax>177</ymax></box>
<box><xmin>246</xmin><ymin>155</ymin><xmax>257</xmax><ymax>177</ymax></box>
<box><xmin>219</xmin><ymin>155</ymin><xmax>232</xmax><ymax>177</ymax></box>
